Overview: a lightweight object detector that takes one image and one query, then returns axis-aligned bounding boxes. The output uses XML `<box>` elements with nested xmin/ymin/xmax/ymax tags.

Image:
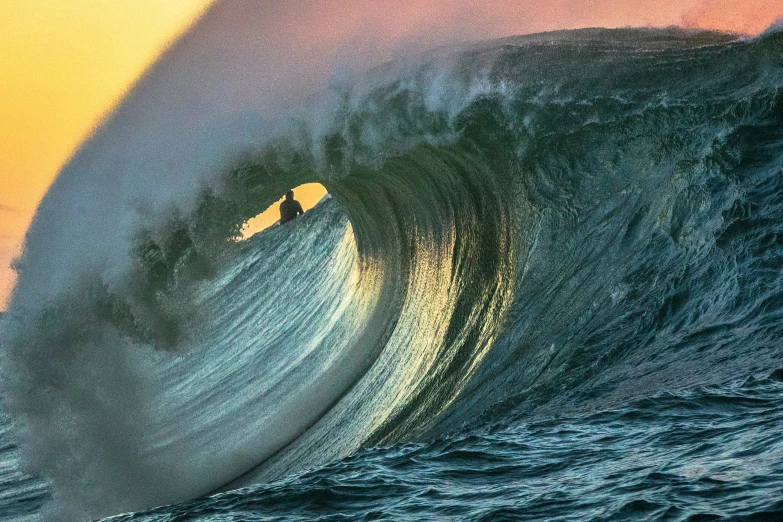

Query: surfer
<box><xmin>279</xmin><ymin>189</ymin><xmax>304</xmax><ymax>224</ymax></box>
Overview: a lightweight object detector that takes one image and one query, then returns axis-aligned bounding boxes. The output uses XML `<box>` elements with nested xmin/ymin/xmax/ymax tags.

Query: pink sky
<box><xmin>282</xmin><ymin>0</ymin><xmax>782</xmax><ymax>57</ymax></box>
<box><xmin>681</xmin><ymin>0</ymin><xmax>782</xmax><ymax>34</ymax></box>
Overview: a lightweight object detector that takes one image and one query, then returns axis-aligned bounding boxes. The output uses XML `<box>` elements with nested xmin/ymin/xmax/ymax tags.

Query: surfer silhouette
<box><xmin>279</xmin><ymin>189</ymin><xmax>304</xmax><ymax>224</ymax></box>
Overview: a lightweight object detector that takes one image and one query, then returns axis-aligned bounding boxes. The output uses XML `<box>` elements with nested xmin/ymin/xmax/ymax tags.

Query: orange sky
<box><xmin>0</xmin><ymin>1</ymin><xmax>217</xmax><ymax>308</ymax></box>
<box><xmin>1</xmin><ymin>0</ymin><xmax>781</xmax><ymax>310</ymax></box>
<box><xmin>240</xmin><ymin>184</ymin><xmax>328</xmax><ymax>240</ymax></box>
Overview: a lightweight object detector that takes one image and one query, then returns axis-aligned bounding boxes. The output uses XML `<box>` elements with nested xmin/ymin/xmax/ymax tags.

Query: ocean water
<box><xmin>1</xmin><ymin>20</ymin><xmax>783</xmax><ymax>522</ymax></box>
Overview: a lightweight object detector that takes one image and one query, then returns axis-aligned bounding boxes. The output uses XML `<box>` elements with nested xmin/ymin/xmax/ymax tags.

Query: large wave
<box><xmin>2</xmin><ymin>9</ymin><xmax>783</xmax><ymax>521</ymax></box>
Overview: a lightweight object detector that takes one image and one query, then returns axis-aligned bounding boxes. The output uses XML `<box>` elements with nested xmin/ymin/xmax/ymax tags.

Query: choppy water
<box><xmin>4</xmin><ymin>363</ymin><xmax>783</xmax><ymax>520</ymax></box>
<box><xmin>1</xmin><ymin>18</ymin><xmax>782</xmax><ymax>522</ymax></box>
<box><xmin>114</xmin><ymin>373</ymin><xmax>783</xmax><ymax>521</ymax></box>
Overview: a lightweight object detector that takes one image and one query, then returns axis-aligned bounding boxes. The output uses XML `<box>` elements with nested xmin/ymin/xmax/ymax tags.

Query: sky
<box><xmin>0</xmin><ymin>1</ymin><xmax>216</xmax><ymax>308</ymax></box>
<box><xmin>240</xmin><ymin>184</ymin><xmax>329</xmax><ymax>240</ymax></box>
<box><xmin>1</xmin><ymin>1</ymin><xmax>781</xmax><ymax>310</ymax></box>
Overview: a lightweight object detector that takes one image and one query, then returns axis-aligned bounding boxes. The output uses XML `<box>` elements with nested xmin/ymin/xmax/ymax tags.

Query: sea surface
<box><xmin>1</xmin><ymin>22</ymin><xmax>783</xmax><ymax>522</ymax></box>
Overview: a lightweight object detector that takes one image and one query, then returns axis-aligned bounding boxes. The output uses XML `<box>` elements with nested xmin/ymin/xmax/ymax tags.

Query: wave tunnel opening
<box><xmin>239</xmin><ymin>183</ymin><xmax>329</xmax><ymax>239</ymax></box>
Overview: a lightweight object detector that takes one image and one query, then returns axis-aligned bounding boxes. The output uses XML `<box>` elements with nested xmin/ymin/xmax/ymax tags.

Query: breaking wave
<box><xmin>2</xmin><ymin>17</ymin><xmax>783</xmax><ymax>521</ymax></box>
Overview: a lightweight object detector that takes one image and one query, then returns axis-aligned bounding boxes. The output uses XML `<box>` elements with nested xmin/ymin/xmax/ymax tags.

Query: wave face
<box><xmin>2</xmin><ymin>20</ymin><xmax>783</xmax><ymax>521</ymax></box>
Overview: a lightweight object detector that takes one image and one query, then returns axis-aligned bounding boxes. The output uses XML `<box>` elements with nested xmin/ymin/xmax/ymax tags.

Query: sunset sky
<box><xmin>1</xmin><ymin>1</ymin><xmax>780</xmax><ymax>309</ymax></box>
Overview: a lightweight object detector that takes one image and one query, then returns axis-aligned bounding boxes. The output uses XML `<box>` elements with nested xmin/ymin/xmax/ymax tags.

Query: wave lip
<box><xmin>761</xmin><ymin>17</ymin><xmax>783</xmax><ymax>36</ymax></box>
